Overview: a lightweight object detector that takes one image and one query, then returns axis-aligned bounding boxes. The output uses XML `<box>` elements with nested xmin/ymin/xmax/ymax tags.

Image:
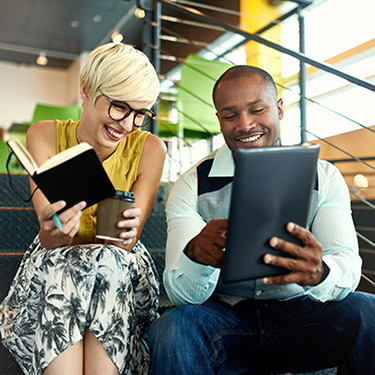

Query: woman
<box><xmin>0</xmin><ymin>43</ymin><xmax>166</xmax><ymax>375</ymax></box>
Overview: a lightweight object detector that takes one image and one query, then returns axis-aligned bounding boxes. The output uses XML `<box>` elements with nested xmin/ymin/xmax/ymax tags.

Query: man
<box><xmin>149</xmin><ymin>66</ymin><xmax>375</xmax><ymax>374</ymax></box>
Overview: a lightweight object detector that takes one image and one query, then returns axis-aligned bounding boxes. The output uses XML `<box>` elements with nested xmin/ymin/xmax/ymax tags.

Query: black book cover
<box><xmin>32</xmin><ymin>148</ymin><xmax>115</xmax><ymax>209</ymax></box>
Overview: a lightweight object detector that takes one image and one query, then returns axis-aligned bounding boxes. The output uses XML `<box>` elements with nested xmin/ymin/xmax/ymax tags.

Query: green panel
<box><xmin>157</xmin><ymin>96</ymin><xmax>182</xmax><ymax>138</ymax></box>
<box><xmin>183</xmin><ymin>128</ymin><xmax>213</xmax><ymax>139</ymax></box>
<box><xmin>32</xmin><ymin>104</ymin><xmax>81</xmax><ymax>124</ymax></box>
<box><xmin>8</xmin><ymin>122</ymin><xmax>30</xmax><ymax>147</ymax></box>
<box><xmin>177</xmin><ymin>54</ymin><xmax>233</xmax><ymax>136</ymax></box>
<box><xmin>0</xmin><ymin>140</ymin><xmax>25</xmax><ymax>174</ymax></box>
<box><xmin>158</xmin><ymin>121</ymin><xmax>181</xmax><ymax>138</ymax></box>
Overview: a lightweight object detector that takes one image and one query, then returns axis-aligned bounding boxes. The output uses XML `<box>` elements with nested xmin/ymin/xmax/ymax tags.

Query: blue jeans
<box><xmin>148</xmin><ymin>292</ymin><xmax>375</xmax><ymax>374</ymax></box>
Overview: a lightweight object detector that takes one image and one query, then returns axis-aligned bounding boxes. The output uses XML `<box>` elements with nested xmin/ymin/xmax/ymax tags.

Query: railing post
<box><xmin>152</xmin><ymin>1</ymin><xmax>161</xmax><ymax>75</ymax></box>
<box><xmin>141</xmin><ymin>0</ymin><xmax>161</xmax><ymax>135</ymax></box>
<box><xmin>298</xmin><ymin>6</ymin><xmax>307</xmax><ymax>144</ymax></box>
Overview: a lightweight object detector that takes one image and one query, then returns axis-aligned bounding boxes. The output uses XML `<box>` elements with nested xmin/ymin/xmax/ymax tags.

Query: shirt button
<box><xmin>256</xmin><ymin>290</ymin><xmax>263</xmax><ymax>296</ymax></box>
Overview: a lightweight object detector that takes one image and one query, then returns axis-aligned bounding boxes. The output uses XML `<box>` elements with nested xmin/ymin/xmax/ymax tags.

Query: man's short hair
<box><xmin>79</xmin><ymin>43</ymin><xmax>159</xmax><ymax>105</ymax></box>
<box><xmin>212</xmin><ymin>65</ymin><xmax>278</xmax><ymax>107</ymax></box>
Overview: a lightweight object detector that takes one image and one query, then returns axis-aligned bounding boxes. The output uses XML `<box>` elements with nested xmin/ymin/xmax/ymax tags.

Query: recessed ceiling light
<box><xmin>111</xmin><ymin>31</ymin><xmax>124</xmax><ymax>44</ymax></box>
<box><xmin>36</xmin><ymin>52</ymin><xmax>48</xmax><ymax>66</ymax></box>
<box><xmin>69</xmin><ymin>20</ymin><xmax>79</xmax><ymax>28</ymax></box>
<box><xmin>92</xmin><ymin>14</ymin><xmax>102</xmax><ymax>23</ymax></box>
<box><xmin>134</xmin><ymin>8</ymin><xmax>146</xmax><ymax>19</ymax></box>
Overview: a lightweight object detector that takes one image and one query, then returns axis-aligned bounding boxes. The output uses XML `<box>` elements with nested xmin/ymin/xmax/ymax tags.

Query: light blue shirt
<box><xmin>164</xmin><ymin>144</ymin><xmax>362</xmax><ymax>306</ymax></box>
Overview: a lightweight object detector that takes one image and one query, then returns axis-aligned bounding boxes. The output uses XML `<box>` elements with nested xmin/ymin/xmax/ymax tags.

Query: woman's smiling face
<box><xmin>82</xmin><ymin>91</ymin><xmax>150</xmax><ymax>148</ymax></box>
<box><xmin>214</xmin><ymin>74</ymin><xmax>284</xmax><ymax>158</ymax></box>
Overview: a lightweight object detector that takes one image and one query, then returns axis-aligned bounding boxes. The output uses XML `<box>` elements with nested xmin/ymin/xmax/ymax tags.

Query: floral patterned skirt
<box><xmin>0</xmin><ymin>236</ymin><xmax>159</xmax><ymax>375</ymax></box>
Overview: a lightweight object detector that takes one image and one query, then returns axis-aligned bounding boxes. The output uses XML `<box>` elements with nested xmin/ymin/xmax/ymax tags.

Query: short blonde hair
<box><xmin>79</xmin><ymin>43</ymin><xmax>159</xmax><ymax>105</ymax></box>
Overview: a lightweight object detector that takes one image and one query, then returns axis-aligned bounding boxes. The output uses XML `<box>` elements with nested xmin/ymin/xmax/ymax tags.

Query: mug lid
<box><xmin>114</xmin><ymin>190</ymin><xmax>135</xmax><ymax>202</ymax></box>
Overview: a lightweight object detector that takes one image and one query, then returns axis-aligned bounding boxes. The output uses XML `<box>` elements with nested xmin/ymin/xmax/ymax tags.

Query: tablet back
<box><xmin>222</xmin><ymin>144</ymin><xmax>320</xmax><ymax>283</ymax></box>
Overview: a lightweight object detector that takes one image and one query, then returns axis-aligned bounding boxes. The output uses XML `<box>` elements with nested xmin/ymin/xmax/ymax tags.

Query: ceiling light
<box><xmin>36</xmin><ymin>52</ymin><xmax>48</xmax><ymax>66</ymax></box>
<box><xmin>69</xmin><ymin>20</ymin><xmax>79</xmax><ymax>28</ymax></box>
<box><xmin>111</xmin><ymin>31</ymin><xmax>124</xmax><ymax>44</ymax></box>
<box><xmin>92</xmin><ymin>14</ymin><xmax>102</xmax><ymax>23</ymax></box>
<box><xmin>353</xmin><ymin>174</ymin><xmax>368</xmax><ymax>189</ymax></box>
<box><xmin>134</xmin><ymin>8</ymin><xmax>146</xmax><ymax>19</ymax></box>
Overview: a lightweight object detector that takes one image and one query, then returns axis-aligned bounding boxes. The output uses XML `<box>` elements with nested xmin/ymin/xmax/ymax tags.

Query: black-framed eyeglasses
<box><xmin>100</xmin><ymin>91</ymin><xmax>155</xmax><ymax>127</ymax></box>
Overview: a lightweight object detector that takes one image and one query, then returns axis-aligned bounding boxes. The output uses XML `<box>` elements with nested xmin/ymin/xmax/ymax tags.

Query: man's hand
<box><xmin>262</xmin><ymin>222</ymin><xmax>326</xmax><ymax>286</ymax></box>
<box><xmin>186</xmin><ymin>219</ymin><xmax>228</xmax><ymax>268</ymax></box>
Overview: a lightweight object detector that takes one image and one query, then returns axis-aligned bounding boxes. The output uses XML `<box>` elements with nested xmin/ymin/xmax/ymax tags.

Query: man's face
<box><xmin>215</xmin><ymin>74</ymin><xmax>283</xmax><ymax>158</ymax></box>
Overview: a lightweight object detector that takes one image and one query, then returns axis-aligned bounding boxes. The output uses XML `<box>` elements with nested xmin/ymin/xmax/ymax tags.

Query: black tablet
<box><xmin>222</xmin><ymin>144</ymin><xmax>320</xmax><ymax>283</ymax></box>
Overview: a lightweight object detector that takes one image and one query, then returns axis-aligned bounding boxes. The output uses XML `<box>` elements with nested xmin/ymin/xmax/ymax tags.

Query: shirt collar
<box><xmin>209</xmin><ymin>143</ymin><xmax>235</xmax><ymax>178</ymax></box>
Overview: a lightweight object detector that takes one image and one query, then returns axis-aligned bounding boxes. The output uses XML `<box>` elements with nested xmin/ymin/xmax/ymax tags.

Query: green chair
<box><xmin>0</xmin><ymin>140</ymin><xmax>10</xmax><ymax>173</ymax></box>
<box><xmin>176</xmin><ymin>54</ymin><xmax>232</xmax><ymax>139</ymax></box>
<box><xmin>31</xmin><ymin>103</ymin><xmax>81</xmax><ymax>124</ymax></box>
<box><xmin>0</xmin><ymin>140</ymin><xmax>24</xmax><ymax>173</ymax></box>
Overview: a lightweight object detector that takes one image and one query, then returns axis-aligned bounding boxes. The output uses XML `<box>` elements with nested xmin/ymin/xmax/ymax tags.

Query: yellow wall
<box><xmin>240</xmin><ymin>0</ymin><xmax>285</xmax><ymax>134</ymax></box>
<box><xmin>239</xmin><ymin>1</ymin><xmax>375</xmax><ymax>201</ymax></box>
<box><xmin>240</xmin><ymin>0</ymin><xmax>283</xmax><ymax>78</ymax></box>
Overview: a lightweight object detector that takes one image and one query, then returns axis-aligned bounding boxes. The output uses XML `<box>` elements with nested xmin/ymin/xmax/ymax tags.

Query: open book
<box><xmin>7</xmin><ymin>138</ymin><xmax>115</xmax><ymax>209</ymax></box>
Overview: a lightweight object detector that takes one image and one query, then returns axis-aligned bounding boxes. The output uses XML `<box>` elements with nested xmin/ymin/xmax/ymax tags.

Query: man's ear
<box><xmin>80</xmin><ymin>83</ymin><xmax>90</xmax><ymax>103</ymax></box>
<box><xmin>277</xmin><ymin>98</ymin><xmax>284</xmax><ymax>120</ymax></box>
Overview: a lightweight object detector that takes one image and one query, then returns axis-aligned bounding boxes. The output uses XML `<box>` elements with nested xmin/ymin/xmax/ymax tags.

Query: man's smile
<box><xmin>236</xmin><ymin>134</ymin><xmax>262</xmax><ymax>143</ymax></box>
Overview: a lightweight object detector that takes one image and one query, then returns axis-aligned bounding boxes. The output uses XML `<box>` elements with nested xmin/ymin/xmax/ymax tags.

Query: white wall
<box><xmin>0</xmin><ymin>60</ymin><xmax>80</xmax><ymax>130</ymax></box>
<box><xmin>65</xmin><ymin>60</ymin><xmax>81</xmax><ymax>106</ymax></box>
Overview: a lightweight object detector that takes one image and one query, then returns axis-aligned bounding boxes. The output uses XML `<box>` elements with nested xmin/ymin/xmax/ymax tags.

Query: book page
<box><xmin>37</xmin><ymin>142</ymin><xmax>93</xmax><ymax>174</ymax></box>
<box><xmin>7</xmin><ymin>138</ymin><xmax>38</xmax><ymax>175</ymax></box>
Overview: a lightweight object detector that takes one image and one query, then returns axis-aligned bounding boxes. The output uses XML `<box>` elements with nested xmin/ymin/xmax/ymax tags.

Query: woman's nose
<box><xmin>118</xmin><ymin>114</ymin><xmax>135</xmax><ymax>132</ymax></box>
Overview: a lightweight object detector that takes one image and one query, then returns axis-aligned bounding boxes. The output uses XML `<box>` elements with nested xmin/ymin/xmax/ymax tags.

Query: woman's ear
<box><xmin>80</xmin><ymin>83</ymin><xmax>90</xmax><ymax>103</ymax></box>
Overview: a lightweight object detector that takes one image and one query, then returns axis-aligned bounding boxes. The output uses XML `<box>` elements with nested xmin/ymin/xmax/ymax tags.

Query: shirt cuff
<box><xmin>178</xmin><ymin>250</ymin><xmax>220</xmax><ymax>283</ymax></box>
<box><xmin>304</xmin><ymin>258</ymin><xmax>349</xmax><ymax>302</ymax></box>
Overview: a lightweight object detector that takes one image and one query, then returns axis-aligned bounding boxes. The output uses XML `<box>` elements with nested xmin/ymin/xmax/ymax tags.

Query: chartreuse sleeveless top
<box><xmin>55</xmin><ymin>119</ymin><xmax>149</xmax><ymax>244</ymax></box>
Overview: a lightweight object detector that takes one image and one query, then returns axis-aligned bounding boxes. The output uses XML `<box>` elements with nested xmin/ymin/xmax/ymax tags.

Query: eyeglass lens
<box><xmin>109</xmin><ymin>101</ymin><xmax>153</xmax><ymax>127</ymax></box>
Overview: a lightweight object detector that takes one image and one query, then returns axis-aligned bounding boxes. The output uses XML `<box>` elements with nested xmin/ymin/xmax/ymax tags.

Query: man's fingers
<box><xmin>268</xmin><ymin>236</ymin><xmax>303</xmax><ymax>258</ymax></box>
<box><xmin>264</xmin><ymin>222</ymin><xmax>324</xmax><ymax>287</ymax></box>
<box><xmin>264</xmin><ymin>253</ymin><xmax>299</xmax><ymax>271</ymax></box>
<box><xmin>286</xmin><ymin>222</ymin><xmax>316</xmax><ymax>246</ymax></box>
<box><xmin>199</xmin><ymin>246</ymin><xmax>224</xmax><ymax>268</ymax></box>
<box><xmin>263</xmin><ymin>272</ymin><xmax>304</xmax><ymax>285</ymax></box>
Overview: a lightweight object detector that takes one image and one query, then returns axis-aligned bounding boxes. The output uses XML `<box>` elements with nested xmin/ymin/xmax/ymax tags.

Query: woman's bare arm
<box><xmin>26</xmin><ymin>121</ymin><xmax>86</xmax><ymax>249</ymax></box>
<box><xmin>114</xmin><ymin>133</ymin><xmax>166</xmax><ymax>251</ymax></box>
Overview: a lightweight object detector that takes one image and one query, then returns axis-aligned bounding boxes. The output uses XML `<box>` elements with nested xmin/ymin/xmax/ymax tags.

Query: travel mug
<box><xmin>96</xmin><ymin>190</ymin><xmax>135</xmax><ymax>241</ymax></box>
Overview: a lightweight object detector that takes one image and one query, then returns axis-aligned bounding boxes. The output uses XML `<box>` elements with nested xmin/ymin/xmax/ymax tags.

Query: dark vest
<box><xmin>197</xmin><ymin>157</ymin><xmax>320</xmax><ymax>300</ymax></box>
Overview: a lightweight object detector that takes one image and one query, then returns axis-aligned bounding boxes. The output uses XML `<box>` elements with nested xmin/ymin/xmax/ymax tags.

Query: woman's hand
<box><xmin>106</xmin><ymin>206</ymin><xmax>142</xmax><ymax>250</ymax></box>
<box><xmin>38</xmin><ymin>200</ymin><xmax>87</xmax><ymax>249</ymax></box>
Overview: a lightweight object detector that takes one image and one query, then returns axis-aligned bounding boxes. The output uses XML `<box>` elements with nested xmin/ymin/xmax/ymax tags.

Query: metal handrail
<box><xmin>159</xmin><ymin>0</ymin><xmax>375</xmax><ymax>93</ymax></box>
<box><xmin>154</xmin><ymin>0</ymin><xmax>375</xmax><ymax>289</ymax></box>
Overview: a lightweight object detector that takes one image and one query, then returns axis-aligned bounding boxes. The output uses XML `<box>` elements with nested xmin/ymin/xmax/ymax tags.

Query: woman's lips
<box><xmin>105</xmin><ymin>125</ymin><xmax>124</xmax><ymax>141</ymax></box>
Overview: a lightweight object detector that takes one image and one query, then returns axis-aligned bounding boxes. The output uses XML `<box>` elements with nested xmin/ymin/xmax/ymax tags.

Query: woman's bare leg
<box><xmin>83</xmin><ymin>329</ymin><xmax>119</xmax><ymax>375</ymax></box>
<box><xmin>43</xmin><ymin>340</ymin><xmax>83</xmax><ymax>375</ymax></box>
